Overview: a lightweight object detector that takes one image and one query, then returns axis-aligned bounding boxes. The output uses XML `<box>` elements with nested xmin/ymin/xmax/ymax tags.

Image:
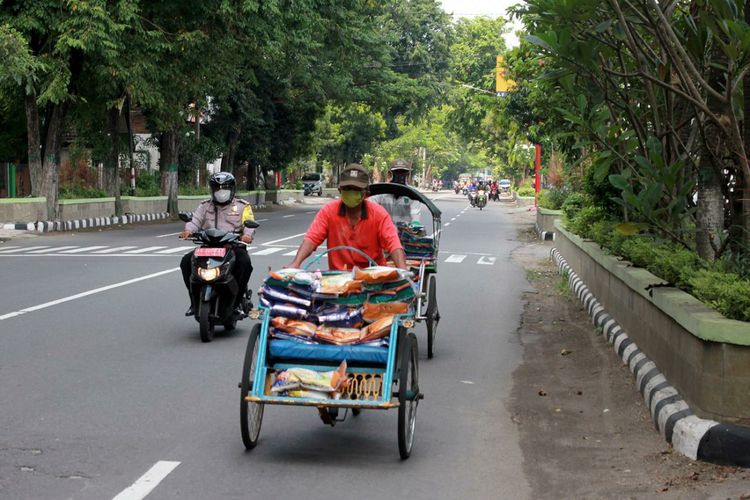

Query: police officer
<box><xmin>179</xmin><ymin>172</ymin><xmax>254</xmax><ymax>316</ymax></box>
<box><xmin>368</xmin><ymin>159</ymin><xmax>422</xmax><ymax>225</ymax></box>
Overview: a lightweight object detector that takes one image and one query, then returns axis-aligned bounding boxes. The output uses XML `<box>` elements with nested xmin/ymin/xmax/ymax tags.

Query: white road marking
<box><xmin>445</xmin><ymin>222</ymin><xmax>451</xmax><ymax>226</ymax></box>
<box><xmin>93</xmin><ymin>246</ymin><xmax>138</xmax><ymax>254</ymax></box>
<box><xmin>477</xmin><ymin>256</ymin><xmax>496</xmax><ymax>265</ymax></box>
<box><xmin>155</xmin><ymin>232</ymin><xmax>182</xmax><ymax>238</ymax></box>
<box><xmin>59</xmin><ymin>246</ymin><xmax>108</xmax><ymax>253</ymax></box>
<box><xmin>27</xmin><ymin>246</ymin><xmax>79</xmax><ymax>254</ymax></box>
<box><xmin>0</xmin><ymin>246</ymin><xmax>20</xmax><ymax>252</ymax></box>
<box><xmin>125</xmin><ymin>246</ymin><xmax>167</xmax><ymax>254</ymax></box>
<box><xmin>450</xmin><ymin>217</ymin><xmax>456</xmax><ymax>221</ymax></box>
<box><xmin>156</xmin><ymin>246</ymin><xmax>195</xmax><ymax>254</ymax></box>
<box><xmin>445</xmin><ymin>254</ymin><xmax>466</xmax><ymax>263</ymax></box>
<box><xmin>0</xmin><ymin>268</ymin><xmax>179</xmax><ymax>321</ymax></box>
<box><xmin>251</xmin><ymin>247</ymin><xmax>285</xmax><ymax>256</ymax></box>
<box><xmin>282</xmin><ymin>214</ymin><xmax>295</xmax><ymax>218</ymax></box>
<box><xmin>0</xmin><ymin>245</ymin><xmax>49</xmax><ymax>253</ymax></box>
<box><xmin>283</xmin><ymin>250</ymin><xmax>298</xmax><ymax>256</ymax></box>
<box><xmin>255</xmin><ymin>218</ymin><xmax>269</xmax><ymax>222</ymax></box>
<box><xmin>460</xmin><ymin>380</ymin><xmax>475</xmax><ymax>385</ymax></box>
<box><xmin>112</xmin><ymin>460</ymin><xmax>181</xmax><ymax>500</ymax></box>
<box><xmin>262</xmin><ymin>232</ymin><xmax>306</xmax><ymax>246</ymax></box>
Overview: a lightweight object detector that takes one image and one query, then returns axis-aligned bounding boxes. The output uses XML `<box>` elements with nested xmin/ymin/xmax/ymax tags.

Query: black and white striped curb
<box><xmin>2</xmin><ymin>213</ymin><xmax>169</xmax><ymax>233</ymax></box>
<box><xmin>534</xmin><ymin>222</ymin><xmax>554</xmax><ymax>241</ymax></box>
<box><xmin>551</xmin><ymin>247</ymin><xmax>750</xmax><ymax>467</ymax></box>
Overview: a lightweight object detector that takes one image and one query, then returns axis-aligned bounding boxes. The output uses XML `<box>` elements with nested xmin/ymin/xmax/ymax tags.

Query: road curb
<box><xmin>550</xmin><ymin>247</ymin><xmax>750</xmax><ymax>467</ymax></box>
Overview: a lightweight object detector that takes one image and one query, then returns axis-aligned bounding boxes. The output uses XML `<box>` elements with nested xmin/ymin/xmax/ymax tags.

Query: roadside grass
<box><xmin>558</xmin><ymin>269</ymin><xmax>572</xmax><ymax>297</ymax></box>
<box><xmin>526</xmin><ymin>269</ymin><xmax>545</xmax><ymax>281</ymax></box>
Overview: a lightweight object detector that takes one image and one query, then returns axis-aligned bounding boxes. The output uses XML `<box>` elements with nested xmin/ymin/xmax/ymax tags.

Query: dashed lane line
<box><xmin>262</xmin><ymin>232</ymin><xmax>306</xmax><ymax>246</ymax></box>
<box><xmin>250</xmin><ymin>247</ymin><xmax>286</xmax><ymax>256</ymax></box>
<box><xmin>282</xmin><ymin>214</ymin><xmax>295</xmax><ymax>218</ymax></box>
<box><xmin>0</xmin><ymin>268</ymin><xmax>179</xmax><ymax>321</ymax></box>
<box><xmin>112</xmin><ymin>460</ymin><xmax>181</xmax><ymax>500</ymax></box>
<box><xmin>477</xmin><ymin>256</ymin><xmax>497</xmax><ymax>265</ymax></box>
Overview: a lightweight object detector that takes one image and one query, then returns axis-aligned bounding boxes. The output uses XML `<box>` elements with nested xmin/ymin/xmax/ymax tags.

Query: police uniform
<box><xmin>180</xmin><ymin>198</ymin><xmax>255</xmax><ymax>309</ymax></box>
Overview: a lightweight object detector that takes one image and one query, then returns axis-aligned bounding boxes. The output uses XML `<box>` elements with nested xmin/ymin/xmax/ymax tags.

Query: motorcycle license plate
<box><xmin>195</xmin><ymin>247</ymin><xmax>226</xmax><ymax>258</ymax></box>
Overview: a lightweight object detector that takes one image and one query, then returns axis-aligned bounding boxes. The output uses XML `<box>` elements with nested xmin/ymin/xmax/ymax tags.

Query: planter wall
<box><xmin>265</xmin><ymin>189</ymin><xmax>303</xmax><ymax>204</ymax></box>
<box><xmin>58</xmin><ymin>198</ymin><xmax>116</xmax><ymax>220</ymax></box>
<box><xmin>0</xmin><ymin>197</ymin><xmax>47</xmax><ymax>222</ymax></box>
<box><xmin>536</xmin><ymin>208</ymin><xmax>562</xmax><ymax>239</ymax></box>
<box><xmin>1</xmin><ymin>191</ymin><xmax>268</xmax><ymax>224</ymax></box>
<box><xmin>554</xmin><ymin>220</ymin><xmax>750</xmax><ymax>424</ymax></box>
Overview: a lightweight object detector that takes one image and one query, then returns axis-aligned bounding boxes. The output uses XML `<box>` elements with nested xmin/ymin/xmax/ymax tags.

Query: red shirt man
<box><xmin>288</xmin><ymin>164</ymin><xmax>407</xmax><ymax>270</ymax></box>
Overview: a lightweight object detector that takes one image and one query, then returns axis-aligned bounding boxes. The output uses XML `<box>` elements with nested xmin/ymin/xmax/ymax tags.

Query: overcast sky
<box><xmin>439</xmin><ymin>0</ymin><xmax>525</xmax><ymax>47</ymax></box>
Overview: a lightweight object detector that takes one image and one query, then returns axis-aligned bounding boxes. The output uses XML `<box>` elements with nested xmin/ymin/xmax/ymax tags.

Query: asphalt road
<box><xmin>0</xmin><ymin>193</ymin><xmax>531</xmax><ymax>500</ymax></box>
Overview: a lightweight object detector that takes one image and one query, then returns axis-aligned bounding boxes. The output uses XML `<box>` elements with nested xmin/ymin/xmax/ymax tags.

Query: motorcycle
<box><xmin>468</xmin><ymin>190</ymin><xmax>477</xmax><ymax>207</ymax></box>
<box><xmin>454</xmin><ymin>185</ymin><xmax>460</xmax><ymax>194</ymax></box>
<box><xmin>178</xmin><ymin>213</ymin><xmax>260</xmax><ymax>343</ymax></box>
<box><xmin>476</xmin><ymin>189</ymin><xmax>487</xmax><ymax>210</ymax></box>
<box><xmin>432</xmin><ymin>184</ymin><xmax>439</xmax><ymax>192</ymax></box>
<box><xmin>489</xmin><ymin>186</ymin><xmax>499</xmax><ymax>202</ymax></box>
<box><xmin>462</xmin><ymin>186</ymin><xmax>468</xmax><ymax>196</ymax></box>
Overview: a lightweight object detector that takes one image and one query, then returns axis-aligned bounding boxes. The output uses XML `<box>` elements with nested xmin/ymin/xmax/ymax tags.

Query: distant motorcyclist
<box><xmin>179</xmin><ymin>172</ymin><xmax>255</xmax><ymax>316</ymax></box>
<box><xmin>369</xmin><ymin>159</ymin><xmax>422</xmax><ymax>225</ymax></box>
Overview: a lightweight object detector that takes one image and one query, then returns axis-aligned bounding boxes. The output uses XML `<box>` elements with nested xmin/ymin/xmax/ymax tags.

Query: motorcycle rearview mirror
<box><xmin>178</xmin><ymin>212</ymin><xmax>191</xmax><ymax>223</ymax></box>
<box><xmin>244</xmin><ymin>220</ymin><xmax>260</xmax><ymax>229</ymax></box>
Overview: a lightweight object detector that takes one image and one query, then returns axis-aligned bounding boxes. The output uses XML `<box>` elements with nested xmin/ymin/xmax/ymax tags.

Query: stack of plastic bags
<box><xmin>259</xmin><ymin>266</ymin><xmax>416</xmax><ymax>347</ymax></box>
<box><xmin>393</xmin><ymin>221</ymin><xmax>436</xmax><ymax>270</ymax></box>
<box><xmin>260</xmin><ymin>266</ymin><xmax>416</xmax><ymax>399</ymax></box>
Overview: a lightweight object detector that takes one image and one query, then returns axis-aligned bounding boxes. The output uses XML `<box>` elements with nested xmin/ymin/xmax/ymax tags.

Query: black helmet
<box><xmin>209</xmin><ymin>172</ymin><xmax>236</xmax><ymax>205</ymax></box>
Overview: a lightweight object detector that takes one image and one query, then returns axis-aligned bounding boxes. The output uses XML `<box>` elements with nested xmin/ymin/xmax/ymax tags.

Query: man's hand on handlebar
<box><xmin>240</xmin><ymin>234</ymin><xmax>253</xmax><ymax>244</ymax></box>
<box><xmin>179</xmin><ymin>230</ymin><xmax>192</xmax><ymax>240</ymax></box>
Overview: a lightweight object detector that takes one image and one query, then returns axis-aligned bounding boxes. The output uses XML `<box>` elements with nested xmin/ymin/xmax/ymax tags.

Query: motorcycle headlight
<box><xmin>198</xmin><ymin>267</ymin><xmax>220</xmax><ymax>281</ymax></box>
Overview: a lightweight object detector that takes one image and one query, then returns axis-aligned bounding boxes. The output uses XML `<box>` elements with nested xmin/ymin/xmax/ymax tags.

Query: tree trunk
<box><xmin>221</xmin><ymin>125</ymin><xmax>240</xmax><ymax>174</ymax></box>
<box><xmin>159</xmin><ymin>130</ymin><xmax>179</xmax><ymax>216</ymax></box>
<box><xmin>695</xmin><ymin>159</ymin><xmax>724</xmax><ymax>260</ymax></box>
<box><xmin>105</xmin><ymin>107</ymin><xmax>123</xmax><ymax>215</ymax></box>
<box><xmin>24</xmin><ymin>92</ymin><xmax>43</xmax><ymax>201</ymax></box>
<box><xmin>742</xmin><ymin>0</ymin><xmax>750</xmax><ymax>252</ymax></box>
<box><xmin>39</xmin><ymin>103</ymin><xmax>65</xmax><ymax>220</ymax></box>
<box><xmin>247</xmin><ymin>162</ymin><xmax>257</xmax><ymax>191</ymax></box>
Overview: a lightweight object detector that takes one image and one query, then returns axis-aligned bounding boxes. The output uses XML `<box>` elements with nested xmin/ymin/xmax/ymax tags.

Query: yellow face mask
<box><xmin>341</xmin><ymin>190</ymin><xmax>364</xmax><ymax>208</ymax></box>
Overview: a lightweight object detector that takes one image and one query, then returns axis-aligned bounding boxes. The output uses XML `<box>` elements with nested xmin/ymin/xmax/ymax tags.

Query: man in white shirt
<box><xmin>369</xmin><ymin>159</ymin><xmax>422</xmax><ymax>225</ymax></box>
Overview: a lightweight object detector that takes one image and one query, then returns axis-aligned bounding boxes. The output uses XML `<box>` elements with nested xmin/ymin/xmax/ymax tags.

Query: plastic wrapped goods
<box><xmin>271</xmin><ymin>361</ymin><xmax>348</xmax><ymax>399</ymax></box>
<box><xmin>363</xmin><ymin>301</ymin><xmax>409</xmax><ymax>321</ymax></box>
<box><xmin>317</xmin><ymin>272</ymin><xmax>363</xmax><ymax>294</ymax></box>
<box><xmin>259</xmin><ymin>286</ymin><xmax>311</xmax><ymax>308</ymax></box>
<box><xmin>271</xmin><ymin>317</ymin><xmax>318</xmax><ymax>338</ymax></box>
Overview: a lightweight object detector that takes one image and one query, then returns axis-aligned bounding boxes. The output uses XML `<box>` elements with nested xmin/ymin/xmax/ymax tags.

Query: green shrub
<box><xmin>589</xmin><ymin>219</ymin><xmax>617</xmax><ymax>248</ymax></box>
<box><xmin>178</xmin><ymin>184</ymin><xmax>211</xmax><ymax>196</ymax></box>
<box><xmin>134</xmin><ymin>170</ymin><xmax>161</xmax><ymax>197</ymax></box>
<box><xmin>59</xmin><ymin>185</ymin><xmax>109</xmax><ymax>199</ymax></box>
<box><xmin>516</xmin><ymin>185</ymin><xmax>535</xmax><ymax>197</ymax></box>
<box><xmin>561</xmin><ymin>192</ymin><xmax>587</xmax><ymax>220</ymax></box>
<box><xmin>689</xmin><ymin>270</ymin><xmax>750</xmax><ymax>322</ymax></box>
<box><xmin>620</xmin><ymin>237</ymin><xmax>705</xmax><ymax>287</ymax></box>
<box><xmin>538</xmin><ymin>188</ymin><xmax>568</xmax><ymax>210</ymax></box>
<box><xmin>566</xmin><ymin>206</ymin><xmax>606</xmax><ymax>238</ymax></box>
